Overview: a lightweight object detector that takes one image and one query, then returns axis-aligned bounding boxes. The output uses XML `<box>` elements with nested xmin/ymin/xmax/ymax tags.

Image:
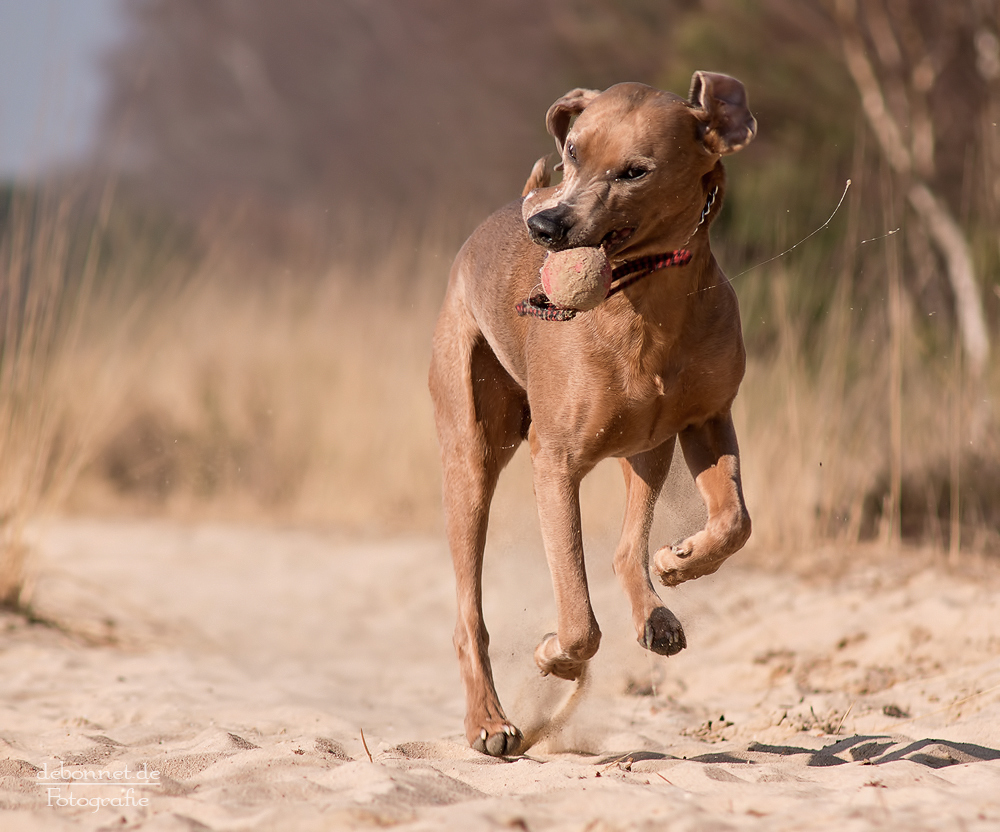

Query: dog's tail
<box><xmin>521</xmin><ymin>156</ymin><xmax>551</xmax><ymax>197</ymax></box>
<box><xmin>518</xmin><ymin>663</ymin><xmax>591</xmax><ymax>753</ymax></box>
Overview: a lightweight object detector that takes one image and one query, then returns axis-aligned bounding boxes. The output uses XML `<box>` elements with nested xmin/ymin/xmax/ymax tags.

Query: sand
<box><xmin>1</xmin><ymin>517</ymin><xmax>999</xmax><ymax>830</ymax></box>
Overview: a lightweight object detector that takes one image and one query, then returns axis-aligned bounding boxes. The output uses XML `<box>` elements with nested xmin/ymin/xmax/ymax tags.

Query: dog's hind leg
<box><xmin>430</xmin><ymin>306</ymin><xmax>528</xmax><ymax>757</ymax></box>
<box><xmin>614</xmin><ymin>441</ymin><xmax>687</xmax><ymax>656</ymax></box>
<box><xmin>653</xmin><ymin>411</ymin><xmax>751</xmax><ymax>587</ymax></box>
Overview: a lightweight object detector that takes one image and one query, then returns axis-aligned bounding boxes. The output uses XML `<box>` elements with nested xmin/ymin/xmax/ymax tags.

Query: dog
<box><xmin>429</xmin><ymin>72</ymin><xmax>756</xmax><ymax>756</ymax></box>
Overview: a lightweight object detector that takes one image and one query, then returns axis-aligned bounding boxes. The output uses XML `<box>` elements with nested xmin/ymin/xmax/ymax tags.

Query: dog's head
<box><xmin>522</xmin><ymin>72</ymin><xmax>756</xmax><ymax>260</ymax></box>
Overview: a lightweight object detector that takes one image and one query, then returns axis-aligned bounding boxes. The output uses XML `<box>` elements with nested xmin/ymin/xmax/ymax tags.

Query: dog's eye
<box><xmin>618</xmin><ymin>166</ymin><xmax>649</xmax><ymax>181</ymax></box>
<box><xmin>566</xmin><ymin>141</ymin><xmax>577</xmax><ymax>162</ymax></box>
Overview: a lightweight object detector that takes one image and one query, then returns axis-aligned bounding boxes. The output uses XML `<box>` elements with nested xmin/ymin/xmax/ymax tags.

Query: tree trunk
<box><xmin>836</xmin><ymin>0</ymin><xmax>990</xmax><ymax>376</ymax></box>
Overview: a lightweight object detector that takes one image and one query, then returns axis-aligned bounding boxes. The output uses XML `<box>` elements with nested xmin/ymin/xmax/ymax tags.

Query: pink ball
<box><xmin>539</xmin><ymin>247</ymin><xmax>613</xmax><ymax>311</ymax></box>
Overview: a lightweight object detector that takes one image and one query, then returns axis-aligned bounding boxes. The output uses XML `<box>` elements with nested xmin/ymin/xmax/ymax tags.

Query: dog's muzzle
<box><xmin>526</xmin><ymin>207</ymin><xmax>571</xmax><ymax>249</ymax></box>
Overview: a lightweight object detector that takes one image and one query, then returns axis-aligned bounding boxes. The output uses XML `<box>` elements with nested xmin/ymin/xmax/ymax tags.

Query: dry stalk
<box><xmin>835</xmin><ymin>0</ymin><xmax>989</xmax><ymax>375</ymax></box>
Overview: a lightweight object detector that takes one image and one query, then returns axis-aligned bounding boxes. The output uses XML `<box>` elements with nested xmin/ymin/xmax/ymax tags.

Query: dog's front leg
<box><xmin>530</xmin><ymin>434</ymin><xmax>601</xmax><ymax>680</ymax></box>
<box><xmin>615</xmin><ymin>442</ymin><xmax>687</xmax><ymax>656</ymax></box>
<box><xmin>653</xmin><ymin>411</ymin><xmax>751</xmax><ymax>587</ymax></box>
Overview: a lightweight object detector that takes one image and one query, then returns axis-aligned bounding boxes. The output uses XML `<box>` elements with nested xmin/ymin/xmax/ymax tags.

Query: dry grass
<box><xmin>736</xmin><ymin>263</ymin><xmax>1000</xmax><ymax>560</ymax></box>
<box><xmin>0</xmin><ymin>182</ymin><xmax>180</xmax><ymax>605</ymax></box>
<box><xmin>1</xmin><ymin>184</ymin><xmax>997</xmax><ymax>606</ymax></box>
<box><xmin>70</xmin><ymin>226</ymin><xmax>448</xmax><ymax>533</ymax></box>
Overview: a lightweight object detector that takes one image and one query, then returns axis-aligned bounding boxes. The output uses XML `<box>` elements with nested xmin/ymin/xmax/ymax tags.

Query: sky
<box><xmin>0</xmin><ymin>0</ymin><xmax>122</xmax><ymax>179</ymax></box>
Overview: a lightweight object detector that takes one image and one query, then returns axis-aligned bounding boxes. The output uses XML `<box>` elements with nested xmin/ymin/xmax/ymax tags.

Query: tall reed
<box><xmin>0</xmin><ymin>180</ymin><xmax>182</xmax><ymax>606</ymax></box>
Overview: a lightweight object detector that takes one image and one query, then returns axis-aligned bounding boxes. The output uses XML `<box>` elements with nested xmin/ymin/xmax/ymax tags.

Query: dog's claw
<box><xmin>472</xmin><ymin>725</ymin><xmax>523</xmax><ymax>757</ymax></box>
<box><xmin>640</xmin><ymin>607</ymin><xmax>687</xmax><ymax>656</ymax></box>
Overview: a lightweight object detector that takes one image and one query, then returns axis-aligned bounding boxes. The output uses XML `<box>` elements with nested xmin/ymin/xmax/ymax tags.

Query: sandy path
<box><xmin>1</xmin><ymin>518</ymin><xmax>999</xmax><ymax>830</ymax></box>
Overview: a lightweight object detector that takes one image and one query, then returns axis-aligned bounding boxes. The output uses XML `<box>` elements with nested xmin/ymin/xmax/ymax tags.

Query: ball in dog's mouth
<box><xmin>539</xmin><ymin>247</ymin><xmax>613</xmax><ymax>311</ymax></box>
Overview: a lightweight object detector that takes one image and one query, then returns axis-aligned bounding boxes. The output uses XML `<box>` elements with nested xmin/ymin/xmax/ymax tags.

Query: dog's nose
<box><xmin>526</xmin><ymin>208</ymin><xmax>569</xmax><ymax>248</ymax></box>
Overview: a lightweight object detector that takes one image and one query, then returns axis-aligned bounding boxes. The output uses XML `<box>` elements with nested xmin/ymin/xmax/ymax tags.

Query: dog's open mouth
<box><xmin>601</xmin><ymin>227</ymin><xmax>635</xmax><ymax>256</ymax></box>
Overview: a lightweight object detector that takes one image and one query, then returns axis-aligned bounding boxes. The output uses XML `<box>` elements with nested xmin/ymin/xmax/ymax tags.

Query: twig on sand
<box><xmin>360</xmin><ymin>727</ymin><xmax>373</xmax><ymax>763</ymax></box>
<box><xmin>835</xmin><ymin>701</ymin><xmax>856</xmax><ymax>735</ymax></box>
<box><xmin>601</xmin><ymin>754</ymin><xmax>634</xmax><ymax>773</ymax></box>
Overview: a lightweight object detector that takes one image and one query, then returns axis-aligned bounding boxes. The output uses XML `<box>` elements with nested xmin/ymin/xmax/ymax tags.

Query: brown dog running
<box><xmin>429</xmin><ymin>72</ymin><xmax>756</xmax><ymax>757</ymax></box>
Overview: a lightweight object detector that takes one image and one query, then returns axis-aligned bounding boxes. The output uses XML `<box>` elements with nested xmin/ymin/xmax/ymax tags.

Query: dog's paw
<box><xmin>534</xmin><ymin>632</ymin><xmax>588</xmax><ymax>681</ymax></box>
<box><xmin>471</xmin><ymin>724</ymin><xmax>523</xmax><ymax>757</ymax></box>
<box><xmin>653</xmin><ymin>536</ymin><xmax>723</xmax><ymax>587</ymax></box>
<box><xmin>653</xmin><ymin>539</ymin><xmax>693</xmax><ymax>587</ymax></box>
<box><xmin>640</xmin><ymin>607</ymin><xmax>687</xmax><ymax>656</ymax></box>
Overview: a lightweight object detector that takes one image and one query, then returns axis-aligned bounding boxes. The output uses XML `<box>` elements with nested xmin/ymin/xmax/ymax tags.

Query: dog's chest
<box><xmin>530</xmin><ymin>355</ymin><xmax>729</xmax><ymax>461</ymax></box>
<box><xmin>617</xmin><ymin>367</ymin><xmax>714</xmax><ymax>446</ymax></box>
<box><xmin>592</xmin><ymin>331</ymin><xmax>740</xmax><ymax>453</ymax></box>
<box><xmin>523</xmin><ymin>291</ymin><xmax>744</xmax><ymax>458</ymax></box>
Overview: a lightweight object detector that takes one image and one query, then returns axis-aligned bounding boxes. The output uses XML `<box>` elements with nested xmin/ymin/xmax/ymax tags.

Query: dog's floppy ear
<box><xmin>688</xmin><ymin>71</ymin><xmax>757</xmax><ymax>155</ymax></box>
<box><xmin>545</xmin><ymin>88</ymin><xmax>600</xmax><ymax>154</ymax></box>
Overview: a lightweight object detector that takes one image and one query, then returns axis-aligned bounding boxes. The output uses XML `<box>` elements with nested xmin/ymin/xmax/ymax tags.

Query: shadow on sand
<box><xmin>596</xmin><ymin>735</ymin><xmax>1000</xmax><ymax>770</ymax></box>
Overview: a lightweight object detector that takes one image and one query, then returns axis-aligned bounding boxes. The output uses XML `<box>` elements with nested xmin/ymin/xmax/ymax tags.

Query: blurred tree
<box><xmin>98</xmin><ymin>0</ymin><xmax>677</xmax><ymax>244</ymax></box>
<box><xmin>97</xmin><ymin>0</ymin><xmax>997</xmax><ymax>363</ymax></box>
<box><xmin>834</xmin><ymin>0</ymin><xmax>995</xmax><ymax>375</ymax></box>
<box><xmin>658</xmin><ymin>0</ymin><xmax>997</xmax><ymax>372</ymax></box>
